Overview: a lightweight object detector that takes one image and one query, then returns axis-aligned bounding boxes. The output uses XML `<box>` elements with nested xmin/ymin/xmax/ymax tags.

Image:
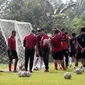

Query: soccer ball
<box><xmin>18</xmin><ymin>71</ymin><xmax>22</xmax><ymax>77</ymax></box>
<box><xmin>24</xmin><ymin>71</ymin><xmax>31</xmax><ymax>77</ymax></box>
<box><xmin>18</xmin><ymin>71</ymin><xmax>31</xmax><ymax>77</ymax></box>
<box><xmin>34</xmin><ymin>67</ymin><xmax>39</xmax><ymax>71</ymax></box>
<box><xmin>81</xmin><ymin>68</ymin><xmax>84</xmax><ymax>73</ymax></box>
<box><xmin>43</xmin><ymin>39</ymin><xmax>49</xmax><ymax>45</ymax></box>
<box><xmin>64</xmin><ymin>72</ymin><xmax>72</xmax><ymax>79</ymax></box>
<box><xmin>75</xmin><ymin>68</ymin><xmax>82</xmax><ymax>74</ymax></box>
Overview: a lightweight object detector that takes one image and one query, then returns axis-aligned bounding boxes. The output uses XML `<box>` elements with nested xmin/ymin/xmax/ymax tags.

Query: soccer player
<box><xmin>8</xmin><ymin>30</ymin><xmax>18</xmax><ymax>72</ymax></box>
<box><xmin>34</xmin><ymin>29</ymin><xmax>43</xmax><ymax>69</ymax></box>
<box><xmin>69</xmin><ymin>33</ymin><xmax>76</xmax><ymax>67</ymax></box>
<box><xmin>50</xmin><ymin>29</ymin><xmax>66</xmax><ymax>70</ymax></box>
<box><xmin>62</xmin><ymin>30</ymin><xmax>70</xmax><ymax>68</ymax></box>
<box><xmin>23</xmin><ymin>30</ymin><xmax>38</xmax><ymax>73</ymax></box>
<box><xmin>75</xmin><ymin>28</ymin><xmax>85</xmax><ymax>69</ymax></box>
<box><xmin>40</xmin><ymin>29</ymin><xmax>50</xmax><ymax>72</ymax></box>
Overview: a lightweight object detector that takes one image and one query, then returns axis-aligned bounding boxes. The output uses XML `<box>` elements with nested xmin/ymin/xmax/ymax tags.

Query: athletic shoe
<box><xmin>44</xmin><ymin>69</ymin><xmax>49</xmax><ymax>72</ymax></box>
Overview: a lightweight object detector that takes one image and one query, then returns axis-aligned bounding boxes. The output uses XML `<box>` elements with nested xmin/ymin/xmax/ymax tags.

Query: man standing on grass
<box><xmin>23</xmin><ymin>30</ymin><xmax>38</xmax><ymax>73</ymax></box>
<box><xmin>62</xmin><ymin>30</ymin><xmax>70</xmax><ymax>68</ymax></box>
<box><xmin>34</xmin><ymin>29</ymin><xmax>43</xmax><ymax>69</ymax></box>
<box><xmin>50</xmin><ymin>29</ymin><xmax>66</xmax><ymax>70</ymax></box>
<box><xmin>8</xmin><ymin>30</ymin><xmax>18</xmax><ymax>72</ymax></box>
<box><xmin>40</xmin><ymin>28</ymin><xmax>50</xmax><ymax>72</ymax></box>
<box><xmin>69</xmin><ymin>33</ymin><xmax>76</xmax><ymax>67</ymax></box>
<box><xmin>76</xmin><ymin>28</ymin><xmax>85</xmax><ymax>70</ymax></box>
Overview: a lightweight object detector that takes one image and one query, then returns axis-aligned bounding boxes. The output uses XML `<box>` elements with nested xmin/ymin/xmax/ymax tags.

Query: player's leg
<box><xmin>52</xmin><ymin>52</ymin><xmax>58</xmax><ymax>70</ymax></box>
<box><xmin>34</xmin><ymin>56</ymin><xmax>39</xmax><ymax>67</ymax></box>
<box><xmin>25</xmin><ymin>48</ymin><xmax>30</xmax><ymax>71</ymax></box>
<box><xmin>69</xmin><ymin>51</ymin><xmax>73</xmax><ymax>68</ymax></box>
<box><xmin>29</xmin><ymin>49</ymin><xmax>35</xmax><ymax>72</ymax></box>
<box><xmin>81</xmin><ymin>52</ymin><xmax>85</xmax><ymax>70</ymax></box>
<box><xmin>42</xmin><ymin>48</ymin><xmax>49</xmax><ymax>72</ymax></box>
<box><xmin>59</xmin><ymin>51</ymin><xmax>66</xmax><ymax>70</ymax></box>
<box><xmin>12</xmin><ymin>50</ymin><xmax>18</xmax><ymax>72</ymax></box>
<box><xmin>8</xmin><ymin>50</ymin><xmax>13</xmax><ymax>71</ymax></box>
<box><xmin>8</xmin><ymin>58</ymin><xmax>12</xmax><ymax>72</ymax></box>
<box><xmin>39</xmin><ymin>50</ymin><xmax>43</xmax><ymax>69</ymax></box>
<box><xmin>64</xmin><ymin>50</ymin><xmax>69</xmax><ymax>68</ymax></box>
<box><xmin>40</xmin><ymin>57</ymin><xmax>43</xmax><ymax>69</ymax></box>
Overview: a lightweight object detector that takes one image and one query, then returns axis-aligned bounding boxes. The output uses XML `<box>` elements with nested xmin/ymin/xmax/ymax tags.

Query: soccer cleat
<box><xmin>54</xmin><ymin>63</ymin><xmax>58</xmax><ymax>70</ymax></box>
<box><xmin>44</xmin><ymin>69</ymin><xmax>49</xmax><ymax>72</ymax></box>
<box><xmin>30</xmin><ymin>70</ymin><xmax>33</xmax><ymax>73</ymax></box>
<box><xmin>13</xmin><ymin>70</ymin><xmax>17</xmax><ymax>72</ymax></box>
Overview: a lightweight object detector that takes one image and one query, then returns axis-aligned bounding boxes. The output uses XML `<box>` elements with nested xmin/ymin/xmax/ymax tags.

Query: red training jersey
<box><xmin>51</xmin><ymin>34</ymin><xmax>62</xmax><ymax>52</ymax></box>
<box><xmin>8</xmin><ymin>36</ymin><xmax>16</xmax><ymax>50</ymax></box>
<box><xmin>40</xmin><ymin>34</ymin><xmax>49</xmax><ymax>49</ymax></box>
<box><xmin>24</xmin><ymin>33</ymin><xmax>37</xmax><ymax>49</ymax></box>
<box><xmin>62</xmin><ymin>34</ymin><xmax>70</xmax><ymax>50</ymax></box>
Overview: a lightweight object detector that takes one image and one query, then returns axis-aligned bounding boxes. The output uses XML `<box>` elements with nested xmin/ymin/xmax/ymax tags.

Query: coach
<box><xmin>23</xmin><ymin>30</ymin><xmax>38</xmax><ymax>72</ymax></box>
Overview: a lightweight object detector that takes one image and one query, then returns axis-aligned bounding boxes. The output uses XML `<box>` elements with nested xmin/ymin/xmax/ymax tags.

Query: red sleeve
<box><xmin>8</xmin><ymin>38</ymin><xmax>12</xmax><ymax>48</ymax></box>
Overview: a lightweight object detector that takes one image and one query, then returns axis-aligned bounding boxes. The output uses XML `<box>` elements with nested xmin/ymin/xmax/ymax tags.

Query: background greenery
<box><xmin>0</xmin><ymin>0</ymin><xmax>85</xmax><ymax>33</ymax></box>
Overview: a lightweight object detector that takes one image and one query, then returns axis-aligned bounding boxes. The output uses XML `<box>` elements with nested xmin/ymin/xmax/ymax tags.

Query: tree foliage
<box><xmin>0</xmin><ymin>0</ymin><xmax>85</xmax><ymax>33</ymax></box>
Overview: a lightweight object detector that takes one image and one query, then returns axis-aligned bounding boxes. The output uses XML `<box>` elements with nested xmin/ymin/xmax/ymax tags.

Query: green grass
<box><xmin>0</xmin><ymin>63</ymin><xmax>85</xmax><ymax>85</ymax></box>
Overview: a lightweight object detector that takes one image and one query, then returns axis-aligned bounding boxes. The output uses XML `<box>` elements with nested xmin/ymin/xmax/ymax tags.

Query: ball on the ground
<box><xmin>18</xmin><ymin>71</ymin><xmax>22</xmax><ymax>77</ymax></box>
<box><xmin>64</xmin><ymin>72</ymin><xmax>72</xmax><ymax>79</ymax></box>
<box><xmin>18</xmin><ymin>71</ymin><xmax>31</xmax><ymax>77</ymax></box>
<box><xmin>75</xmin><ymin>68</ymin><xmax>82</xmax><ymax>74</ymax></box>
<box><xmin>34</xmin><ymin>67</ymin><xmax>39</xmax><ymax>71</ymax></box>
<box><xmin>81</xmin><ymin>68</ymin><xmax>84</xmax><ymax>73</ymax></box>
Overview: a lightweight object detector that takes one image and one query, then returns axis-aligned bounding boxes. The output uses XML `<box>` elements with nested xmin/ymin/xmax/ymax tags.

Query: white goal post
<box><xmin>0</xmin><ymin>19</ymin><xmax>33</xmax><ymax>65</ymax></box>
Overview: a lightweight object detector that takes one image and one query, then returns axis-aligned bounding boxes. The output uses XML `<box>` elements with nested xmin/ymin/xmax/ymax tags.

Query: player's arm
<box><xmin>76</xmin><ymin>40</ymin><xmax>85</xmax><ymax>52</ymax></box>
<box><xmin>23</xmin><ymin>37</ymin><xmax>26</xmax><ymax>47</ymax></box>
<box><xmin>8</xmin><ymin>38</ymin><xmax>12</xmax><ymax>56</ymax></box>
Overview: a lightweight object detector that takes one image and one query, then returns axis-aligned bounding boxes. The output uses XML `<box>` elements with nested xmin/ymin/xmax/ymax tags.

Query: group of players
<box><xmin>8</xmin><ymin>27</ymin><xmax>85</xmax><ymax>73</ymax></box>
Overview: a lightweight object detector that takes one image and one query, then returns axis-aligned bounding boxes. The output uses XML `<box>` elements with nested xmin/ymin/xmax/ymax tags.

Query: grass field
<box><xmin>0</xmin><ymin>63</ymin><xmax>85</xmax><ymax>85</ymax></box>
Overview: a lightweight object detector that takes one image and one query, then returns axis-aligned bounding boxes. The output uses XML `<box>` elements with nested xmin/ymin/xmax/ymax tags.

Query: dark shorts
<box><xmin>8</xmin><ymin>49</ymin><xmax>18</xmax><ymax>59</ymax></box>
<box><xmin>52</xmin><ymin>51</ymin><xmax>63</xmax><ymax>60</ymax></box>
<box><xmin>76</xmin><ymin>49</ymin><xmax>82</xmax><ymax>60</ymax></box>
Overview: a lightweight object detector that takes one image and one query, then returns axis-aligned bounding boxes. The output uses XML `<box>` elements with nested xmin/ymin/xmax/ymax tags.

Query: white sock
<box><xmin>69</xmin><ymin>57</ymin><xmax>72</xmax><ymax>65</ymax></box>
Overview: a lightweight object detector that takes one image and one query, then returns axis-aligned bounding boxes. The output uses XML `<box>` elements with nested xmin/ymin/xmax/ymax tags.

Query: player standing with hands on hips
<box><xmin>8</xmin><ymin>30</ymin><xmax>18</xmax><ymax>72</ymax></box>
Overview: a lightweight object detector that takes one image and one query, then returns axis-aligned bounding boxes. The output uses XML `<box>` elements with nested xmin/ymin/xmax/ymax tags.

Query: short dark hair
<box><xmin>61</xmin><ymin>28</ymin><xmax>65</xmax><ymax>31</ymax></box>
<box><xmin>54</xmin><ymin>29</ymin><xmax>59</xmax><ymax>34</ymax></box>
<box><xmin>72</xmin><ymin>33</ymin><xmax>76</xmax><ymax>37</ymax></box>
<box><xmin>80</xmin><ymin>27</ymin><xmax>85</xmax><ymax>32</ymax></box>
<box><xmin>40</xmin><ymin>28</ymin><xmax>45</xmax><ymax>31</ymax></box>
<box><xmin>31</xmin><ymin>30</ymin><xmax>35</xmax><ymax>33</ymax></box>
<box><xmin>65</xmin><ymin>32</ymin><xmax>68</xmax><ymax>34</ymax></box>
<box><xmin>12</xmin><ymin>30</ymin><xmax>16</xmax><ymax>34</ymax></box>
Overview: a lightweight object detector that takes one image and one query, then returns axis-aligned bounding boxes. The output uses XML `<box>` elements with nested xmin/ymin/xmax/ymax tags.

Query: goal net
<box><xmin>0</xmin><ymin>19</ymin><xmax>33</xmax><ymax>70</ymax></box>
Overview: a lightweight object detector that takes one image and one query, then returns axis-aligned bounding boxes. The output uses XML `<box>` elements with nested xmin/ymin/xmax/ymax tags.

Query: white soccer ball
<box><xmin>18</xmin><ymin>71</ymin><xmax>31</xmax><ymax>77</ymax></box>
<box><xmin>18</xmin><ymin>71</ymin><xmax>23</xmax><ymax>77</ymax></box>
<box><xmin>81</xmin><ymin>68</ymin><xmax>84</xmax><ymax>73</ymax></box>
<box><xmin>64</xmin><ymin>72</ymin><xmax>72</xmax><ymax>79</ymax></box>
<box><xmin>34</xmin><ymin>67</ymin><xmax>39</xmax><ymax>71</ymax></box>
<box><xmin>75</xmin><ymin>68</ymin><xmax>82</xmax><ymax>74</ymax></box>
<box><xmin>24</xmin><ymin>71</ymin><xmax>31</xmax><ymax>77</ymax></box>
